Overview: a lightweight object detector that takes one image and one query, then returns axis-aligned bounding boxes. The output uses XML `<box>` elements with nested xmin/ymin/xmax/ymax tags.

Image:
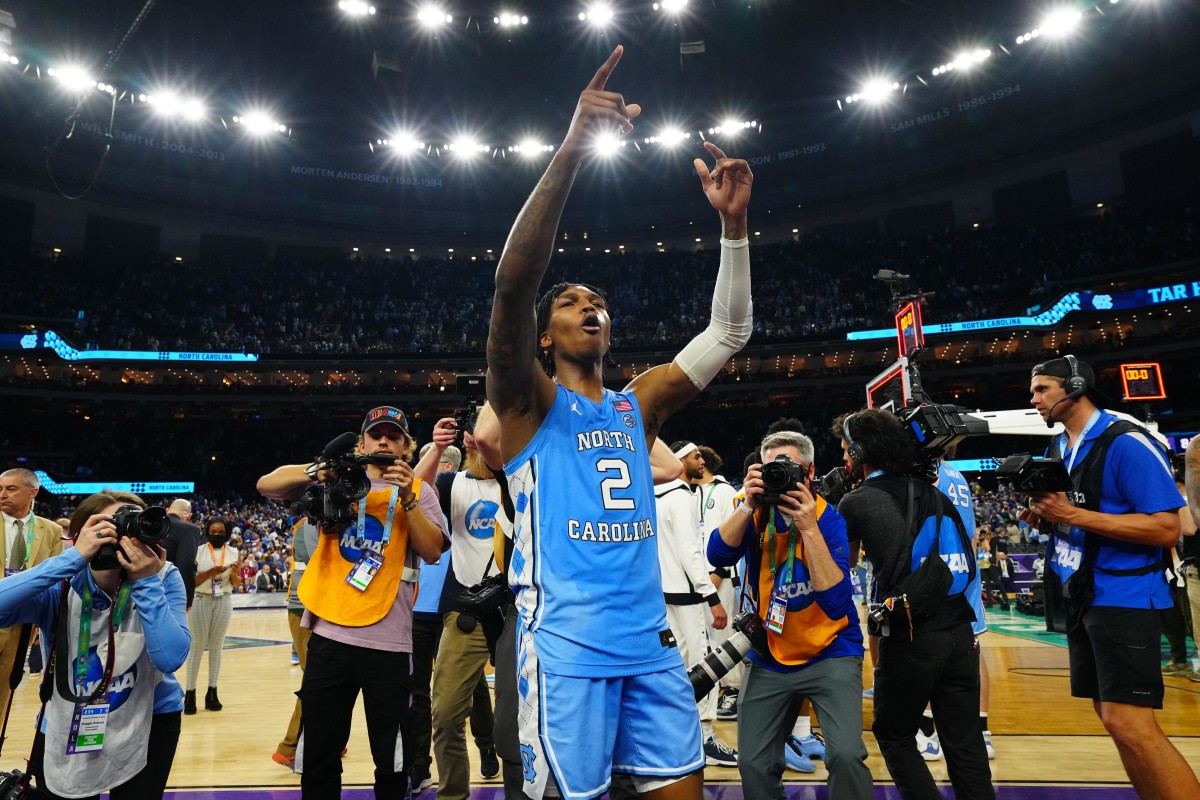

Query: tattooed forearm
<box><xmin>502</xmin><ymin>155</ymin><xmax>581</xmax><ymax>267</ymax></box>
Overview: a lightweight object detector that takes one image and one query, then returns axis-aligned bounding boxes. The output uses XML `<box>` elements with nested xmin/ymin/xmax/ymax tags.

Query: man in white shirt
<box><xmin>0</xmin><ymin>468</ymin><xmax>64</xmax><ymax>728</ymax></box>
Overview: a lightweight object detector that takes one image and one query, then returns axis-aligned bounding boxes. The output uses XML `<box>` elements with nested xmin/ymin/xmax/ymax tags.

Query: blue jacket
<box><xmin>708</xmin><ymin>498</ymin><xmax>862</xmax><ymax>672</ymax></box>
<box><xmin>0</xmin><ymin>548</ymin><xmax>190</xmax><ymax>715</ymax></box>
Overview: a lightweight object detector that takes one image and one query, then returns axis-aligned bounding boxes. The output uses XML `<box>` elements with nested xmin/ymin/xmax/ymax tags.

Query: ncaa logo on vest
<box><xmin>465</xmin><ymin>500</ymin><xmax>499</xmax><ymax>540</ymax></box>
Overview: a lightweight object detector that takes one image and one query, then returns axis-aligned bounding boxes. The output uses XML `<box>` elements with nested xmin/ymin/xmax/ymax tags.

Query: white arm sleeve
<box><xmin>675</xmin><ymin>237</ymin><xmax>753</xmax><ymax>389</ymax></box>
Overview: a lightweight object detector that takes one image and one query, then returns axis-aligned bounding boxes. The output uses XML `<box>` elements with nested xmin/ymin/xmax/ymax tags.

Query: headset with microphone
<box><xmin>1044</xmin><ymin>354</ymin><xmax>1088</xmax><ymax>428</ymax></box>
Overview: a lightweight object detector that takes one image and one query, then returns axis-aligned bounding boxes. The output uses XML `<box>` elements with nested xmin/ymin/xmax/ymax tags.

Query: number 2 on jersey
<box><xmin>596</xmin><ymin>458</ymin><xmax>635</xmax><ymax>510</ymax></box>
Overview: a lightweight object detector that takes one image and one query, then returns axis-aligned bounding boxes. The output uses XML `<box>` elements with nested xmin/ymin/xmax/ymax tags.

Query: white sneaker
<box><xmin>982</xmin><ymin>729</ymin><xmax>995</xmax><ymax>760</ymax></box>
<box><xmin>915</xmin><ymin>730</ymin><xmax>942</xmax><ymax>761</ymax></box>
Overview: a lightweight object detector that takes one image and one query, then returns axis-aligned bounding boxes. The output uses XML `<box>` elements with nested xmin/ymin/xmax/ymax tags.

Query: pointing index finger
<box><xmin>588</xmin><ymin>45</ymin><xmax>624</xmax><ymax>91</ymax></box>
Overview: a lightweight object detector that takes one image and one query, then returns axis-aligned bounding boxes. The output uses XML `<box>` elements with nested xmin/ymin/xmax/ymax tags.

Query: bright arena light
<box><xmin>514</xmin><ymin>139</ymin><xmax>553</xmax><ymax>156</ymax></box>
<box><xmin>447</xmin><ymin>137</ymin><xmax>489</xmax><ymax>158</ymax></box>
<box><xmin>1039</xmin><ymin>8</ymin><xmax>1083</xmax><ymax>39</ymax></box>
<box><xmin>495</xmin><ymin>12</ymin><xmax>528</xmax><ymax>27</ymax></box>
<box><xmin>235</xmin><ymin>112</ymin><xmax>284</xmax><ymax>136</ymax></box>
<box><xmin>931</xmin><ymin>48</ymin><xmax>990</xmax><ymax>76</ymax></box>
<box><xmin>580</xmin><ymin>4</ymin><xmax>615</xmax><ymax>25</ymax></box>
<box><xmin>383</xmin><ymin>132</ymin><xmax>424</xmax><ymax>153</ymax></box>
<box><xmin>0</xmin><ymin>52</ymin><xmax>17</xmax><ymax>66</ymax></box>
<box><xmin>653</xmin><ymin>0</ymin><xmax>688</xmax><ymax>12</ymax></box>
<box><xmin>49</xmin><ymin>65</ymin><xmax>94</xmax><ymax>92</ymax></box>
<box><xmin>711</xmin><ymin>118</ymin><xmax>757</xmax><ymax>135</ymax></box>
<box><xmin>417</xmin><ymin>6</ymin><xmax>453</xmax><ymax>27</ymax></box>
<box><xmin>338</xmin><ymin>0</ymin><xmax>377</xmax><ymax>16</ymax></box>
<box><xmin>849</xmin><ymin>78</ymin><xmax>899</xmax><ymax>105</ymax></box>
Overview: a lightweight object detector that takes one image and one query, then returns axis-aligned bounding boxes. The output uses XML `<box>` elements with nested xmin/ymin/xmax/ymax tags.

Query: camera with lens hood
<box><xmin>687</xmin><ymin>611</ymin><xmax>768</xmax><ymax>700</ymax></box>
<box><xmin>759</xmin><ymin>454</ymin><xmax>808</xmax><ymax>506</ymax></box>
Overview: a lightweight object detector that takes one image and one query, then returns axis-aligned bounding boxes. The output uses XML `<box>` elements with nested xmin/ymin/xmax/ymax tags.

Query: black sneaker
<box><xmin>716</xmin><ymin>691</ymin><xmax>738</xmax><ymax>720</ymax></box>
<box><xmin>411</xmin><ymin>768</ymin><xmax>434</xmax><ymax>792</ymax></box>
<box><xmin>703</xmin><ymin>736</ymin><xmax>738</xmax><ymax>768</ymax></box>
<box><xmin>479</xmin><ymin>746</ymin><xmax>500</xmax><ymax>779</ymax></box>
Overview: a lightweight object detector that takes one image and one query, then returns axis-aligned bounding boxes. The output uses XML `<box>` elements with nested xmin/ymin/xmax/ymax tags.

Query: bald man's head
<box><xmin>168</xmin><ymin>499</ymin><xmax>192</xmax><ymax>520</ymax></box>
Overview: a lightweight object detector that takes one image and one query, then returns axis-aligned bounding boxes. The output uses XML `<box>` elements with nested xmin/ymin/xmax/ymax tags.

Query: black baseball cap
<box><xmin>1030</xmin><ymin>356</ymin><xmax>1110</xmax><ymax>407</ymax></box>
<box><xmin>361</xmin><ymin>406</ymin><xmax>409</xmax><ymax>434</ymax></box>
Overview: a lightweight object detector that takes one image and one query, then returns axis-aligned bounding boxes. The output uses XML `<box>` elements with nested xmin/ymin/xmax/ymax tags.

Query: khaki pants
<box><xmin>276</xmin><ymin>610</ymin><xmax>312</xmax><ymax>757</ymax></box>
<box><xmin>431</xmin><ymin>612</ymin><xmax>494</xmax><ymax>800</ymax></box>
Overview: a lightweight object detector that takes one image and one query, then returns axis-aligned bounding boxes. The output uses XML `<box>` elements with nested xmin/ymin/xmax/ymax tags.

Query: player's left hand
<box><xmin>694</xmin><ymin>142</ymin><xmax>752</xmax><ymax>222</ymax></box>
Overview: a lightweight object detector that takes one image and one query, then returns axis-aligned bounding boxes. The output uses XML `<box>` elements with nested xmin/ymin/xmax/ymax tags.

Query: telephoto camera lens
<box><xmin>687</xmin><ymin>612</ymin><xmax>765</xmax><ymax>700</ymax></box>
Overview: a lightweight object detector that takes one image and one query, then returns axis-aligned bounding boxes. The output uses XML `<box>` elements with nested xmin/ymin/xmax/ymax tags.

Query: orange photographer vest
<box><xmin>753</xmin><ymin>496</ymin><xmax>850</xmax><ymax>666</ymax></box>
<box><xmin>299</xmin><ymin>481</ymin><xmax>422</xmax><ymax>627</ymax></box>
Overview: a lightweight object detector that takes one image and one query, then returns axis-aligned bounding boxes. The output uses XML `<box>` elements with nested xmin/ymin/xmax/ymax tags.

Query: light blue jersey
<box><xmin>937</xmin><ymin>463</ymin><xmax>985</xmax><ymax>634</ymax></box>
<box><xmin>506</xmin><ymin>384</ymin><xmax>676</xmax><ymax>677</ymax></box>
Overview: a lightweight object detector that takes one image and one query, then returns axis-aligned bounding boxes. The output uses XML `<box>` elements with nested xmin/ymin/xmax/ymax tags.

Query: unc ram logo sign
<box><xmin>465</xmin><ymin>500</ymin><xmax>499</xmax><ymax>540</ymax></box>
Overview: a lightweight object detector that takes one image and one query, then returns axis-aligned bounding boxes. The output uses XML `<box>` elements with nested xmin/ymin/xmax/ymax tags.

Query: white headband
<box><xmin>673</xmin><ymin>442</ymin><xmax>698</xmax><ymax>459</ymax></box>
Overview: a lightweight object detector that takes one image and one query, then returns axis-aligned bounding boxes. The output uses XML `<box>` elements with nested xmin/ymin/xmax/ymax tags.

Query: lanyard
<box><xmin>75</xmin><ymin>580</ymin><xmax>132</xmax><ymax>695</ymax></box>
<box><xmin>1059</xmin><ymin>409</ymin><xmax>1103</xmax><ymax>474</ymax></box>
<box><xmin>207</xmin><ymin>543</ymin><xmax>227</xmax><ymax>568</ymax></box>
<box><xmin>355</xmin><ymin>487</ymin><xmax>399</xmax><ymax>550</ymax></box>
<box><xmin>701</xmin><ymin>483</ymin><xmax>719</xmax><ymax>520</ymax></box>
<box><xmin>764</xmin><ymin>510</ymin><xmax>799</xmax><ymax>584</ymax></box>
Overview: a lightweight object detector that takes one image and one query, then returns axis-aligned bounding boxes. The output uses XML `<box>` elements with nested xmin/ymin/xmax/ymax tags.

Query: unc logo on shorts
<box><xmin>465</xmin><ymin>500</ymin><xmax>499</xmax><ymax>540</ymax></box>
<box><xmin>520</xmin><ymin>743</ymin><xmax>538</xmax><ymax>782</ymax></box>
<box><xmin>81</xmin><ymin>650</ymin><xmax>139</xmax><ymax>711</ymax></box>
<box><xmin>622</xmin><ymin>413</ymin><xmax>635</xmax><ymax>429</ymax></box>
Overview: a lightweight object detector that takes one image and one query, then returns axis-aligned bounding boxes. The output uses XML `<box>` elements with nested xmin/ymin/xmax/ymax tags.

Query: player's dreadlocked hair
<box><xmin>534</xmin><ymin>281</ymin><xmax>616</xmax><ymax>378</ymax></box>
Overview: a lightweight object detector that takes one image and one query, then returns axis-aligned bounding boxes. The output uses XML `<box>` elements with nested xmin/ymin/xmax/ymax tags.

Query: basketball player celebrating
<box><xmin>485</xmin><ymin>46</ymin><xmax>753</xmax><ymax>800</ymax></box>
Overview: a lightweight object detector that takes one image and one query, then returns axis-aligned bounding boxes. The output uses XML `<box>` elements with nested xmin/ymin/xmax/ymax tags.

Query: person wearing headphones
<box><xmin>1021</xmin><ymin>356</ymin><xmax>1198</xmax><ymax>799</ymax></box>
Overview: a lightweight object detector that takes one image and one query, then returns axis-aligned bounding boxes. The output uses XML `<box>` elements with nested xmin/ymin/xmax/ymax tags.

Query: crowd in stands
<box><xmin>13</xmin><ymin>208</ymin><xmax>1197</xmax><ymax>356</ymax></box>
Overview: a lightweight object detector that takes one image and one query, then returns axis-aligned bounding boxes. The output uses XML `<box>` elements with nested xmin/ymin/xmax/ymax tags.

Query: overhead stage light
<box><xmin>48</xmin><ymin>65</ymin><xmax>94</xmax><ymax>92</ymax></box>
<box><xmin>845</xmin><ymin>78</ymin><xmax>899</xmax><ymax>105</ymax></box>
<box><xmin>417</xmin><ymin>6</ymin><xmax>453</xmax><ymax>28</ymax></box>
<box><xmin>653</xmin><ymin>0</ymin><xmax>688</xmax><ymax>12</ymax></box>
<box><xmin>234</xmin><ymin>111</ymin><xmax>286</xmax><ymax>136</ymax></box>
<box><xmin>495</xmin><ymin>12</ymin><xmax>528</xmax><ymax>27</ymax></box>
<box><xmin>580</xmin><ymin>4</ymin><xmax>614</xmax><ymax>26</ymax></box>
<box><xmin>1039</xmin><ymin>8</ymin><xmax>1083</xmax><ymax>38</ymax></box>
<box><xmin>338</xmin><ymin>0</ymin><xmax>377</xmax><ymax>16</ymax></box>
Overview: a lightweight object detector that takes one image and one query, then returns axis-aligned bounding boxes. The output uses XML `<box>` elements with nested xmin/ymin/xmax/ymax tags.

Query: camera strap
<box><xmin>763</xmin><ymin>511</ymin><xmax>799</xmax><ymax>584</ymax></box>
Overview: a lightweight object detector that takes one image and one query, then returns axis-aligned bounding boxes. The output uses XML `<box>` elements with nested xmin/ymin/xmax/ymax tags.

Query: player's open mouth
<box><xmin>582</xmin><ymin>313</ymin><xmax>602</xmax><ymax>334</ymax></box>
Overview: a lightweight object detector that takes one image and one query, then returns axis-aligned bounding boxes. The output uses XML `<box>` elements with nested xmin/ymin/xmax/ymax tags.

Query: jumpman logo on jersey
<box><xmin>570</xmin><ymin>401</ymin><xmax>582</xmax><ymax>416</ymax></box>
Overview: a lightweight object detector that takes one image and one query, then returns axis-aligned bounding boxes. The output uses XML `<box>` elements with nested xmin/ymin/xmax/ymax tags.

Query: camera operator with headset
<box><xmin>0</xmin><ymin>490</ymin><xmax>189</xmax><ymax>800</ymax></box>
<box><xmin>1020</xmin><ymin>356</ymin><xmax>1198</xmax><ymax>799</ymax></box>
<box><xmin>413</xmin><ymin>406</ymin><xmax>505</xmax><ymax>800</ymax></box>
<box><xmin>834</xmin><ymin>410</ymin><xmax>994</xmax><ymax>800</ymax></box>
<box><xmin>256</xmin><ymin>405</ymin><xmax>449</xmax><ymax>800</ymax></box>
<box><xmin>707</xmin><ymin>429</ymin><xmax>871</xmax><ymax>800</ymax></box>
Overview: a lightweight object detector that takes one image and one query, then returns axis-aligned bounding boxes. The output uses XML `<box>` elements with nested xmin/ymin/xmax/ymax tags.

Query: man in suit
<box><xmin>164</xmin><ymin>498</ymin><xmax>202</xmax><ymax>610</ymax></box>
<box><xmin>0</xmin><ymin>468</ymin><xmax>64</xmax><ymax>728</ymax></box>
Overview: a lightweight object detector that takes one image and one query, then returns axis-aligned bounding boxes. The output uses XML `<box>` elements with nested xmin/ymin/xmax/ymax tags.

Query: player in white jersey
<box><xmin>486</xmin><ymin>46</ymin><xmax>754</xmax><ymax>800</ymax></box>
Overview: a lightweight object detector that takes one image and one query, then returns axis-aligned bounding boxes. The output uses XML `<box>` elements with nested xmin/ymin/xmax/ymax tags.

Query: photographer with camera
<box><xmin>257</xmin><ymin>405</ymin><xmax>449</xmax><ymax>800</ymax></box>
<box><xmin>707</xmin><ymin>430</ymin><xmax>871</xmax><ymax>800</ymax></box>
<box><xmin>414</xmin><ymin>412</ymin><xmax>505</xmax><ymax>800</ymax></box>
<box><xmin>834</xmin><ymin>410</ymin><xmax>994</xmax><ymax>800</ymax></box>
<box><xmin>0</xmin><ymin>490</ymin><xmax>189</xmax><ymax>799</ymax></box>
<box><xmin>1020</xmin><ymin>357</ymin><xmax>1198</xmax><ymax>799</ymax></box>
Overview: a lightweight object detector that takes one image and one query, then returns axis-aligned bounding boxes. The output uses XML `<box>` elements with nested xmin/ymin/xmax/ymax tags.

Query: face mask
<box><xmin>208</xmin><ymin>534</ymin><xmax>230</xmax><ymax>547</ymax></box>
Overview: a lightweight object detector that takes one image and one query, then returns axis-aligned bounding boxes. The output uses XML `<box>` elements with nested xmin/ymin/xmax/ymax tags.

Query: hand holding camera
<box><xmin>116</xmin><ymin>537</ymin><xmax>166</xmax><ymax>581</ymax></box>
<box><xmin>74</xmin><ymin>513</ymin><xmax>119</xmax><ymax>560</ymax></box>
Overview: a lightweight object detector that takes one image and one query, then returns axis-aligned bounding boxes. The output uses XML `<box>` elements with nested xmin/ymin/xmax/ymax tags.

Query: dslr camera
<box><xmin>454</xmin><ymin>375</ymin><xmax>486</xmax><ymax>449</ymax></box>
<box><xmin>91</xmin><ymin>505</ymin><xmax>170</xmax><ymax>571</ymax></box>
<box><xmin>290</xmin><ymin>432</ymin><xmax>399</xmax><ymax>532</ymax></box>
<box><xmin>688</xmin><ymin>611</ymin><xmax>768</xmax><ymax>700</ymax></box>
<box><xmin>812</xmin><ymin>465</ymin><xmax>855</xmax><ymax>506</ymax></box>
<box><xmin>759</xmin><ymin>454</ymin><xmax>808</xmax><ymax>505</ymax></box>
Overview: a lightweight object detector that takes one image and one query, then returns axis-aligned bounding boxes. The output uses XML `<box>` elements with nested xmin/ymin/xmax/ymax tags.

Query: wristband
<box><xmin>401</xmin><ymin>496</ymin><xmax>420</xmax><ymax>513</ymax></box>
<box><xmin>737</xmin><ymin>503</ymin><xmax>756</xmax><ymax>518</ymax></box>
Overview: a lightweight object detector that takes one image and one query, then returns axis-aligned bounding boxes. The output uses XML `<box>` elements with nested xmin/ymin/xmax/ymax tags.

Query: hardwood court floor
<box><xmin>4</xmin><ymin>607</ymin><xmax>1196</xmax><ymax>794</ymax></box>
